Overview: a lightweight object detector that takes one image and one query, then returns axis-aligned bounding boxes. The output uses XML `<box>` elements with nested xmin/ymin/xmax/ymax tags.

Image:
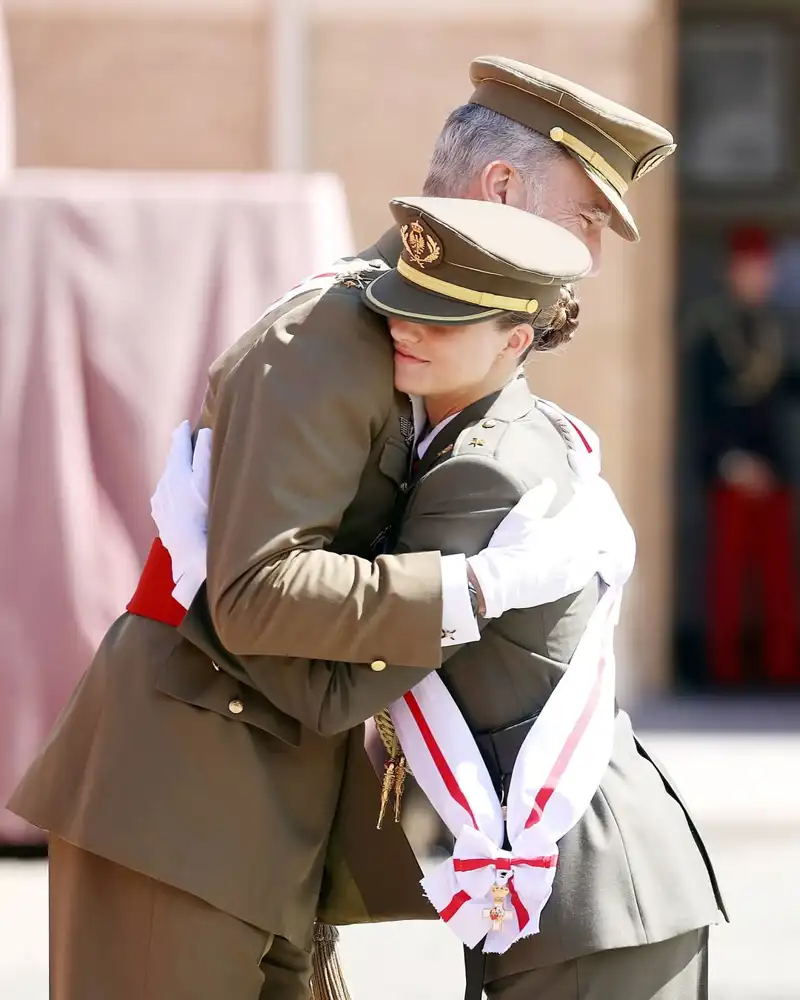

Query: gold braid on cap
<box><xmin>397</xmin><ymin>258</ymin><xmax>539</xmax><ymax>314</ymax></box>
<box><xmin>549</xmin><ymin>127</ymin><xmax>629</xmax><ymax>196</ymax></box>
<box><xmin>375</xmin><ymin>710</ymin><xmax>410</xmax><ymax>828</ymax></box>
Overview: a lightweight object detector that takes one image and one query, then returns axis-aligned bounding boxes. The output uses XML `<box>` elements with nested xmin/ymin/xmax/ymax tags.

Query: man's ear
<box><xmin>479</xmin><ymin>161</ymin><xmax>514</xmax><ymax>204</ymax></box>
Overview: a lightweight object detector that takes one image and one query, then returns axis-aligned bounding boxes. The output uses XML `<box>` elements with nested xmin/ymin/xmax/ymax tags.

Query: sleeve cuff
<box><xmin>172</xmin><ymin>565</ymin><xmax>206</xmax><ymax>610</ymax></box>
<box><xmin>440</xmin><ymin>553</ymin><xmax>481</xmax><ymax>647</ymax></box>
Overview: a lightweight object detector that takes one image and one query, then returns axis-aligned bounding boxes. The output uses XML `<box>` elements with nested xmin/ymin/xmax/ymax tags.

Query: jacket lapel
<box><xmin>412</xmin><ymin>394</ymin><xmax>498</xmax><ymax>484</ymax></box>
<box><xmin>411</xmin><ymin>373</ymin><xmax>535</xmax><ymax>484</ymax></box>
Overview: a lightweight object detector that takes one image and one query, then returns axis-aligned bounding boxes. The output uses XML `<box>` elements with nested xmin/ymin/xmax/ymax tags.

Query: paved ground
<box><xmin>2</xmin><ymin>721</ymin><xmax>799</xmax><ymax>999</ymax></box>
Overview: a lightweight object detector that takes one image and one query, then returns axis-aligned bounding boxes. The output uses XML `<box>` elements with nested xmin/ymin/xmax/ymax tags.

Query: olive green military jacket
<box><xmin>7</xmin><ymin>232</ymin><xmax>441</xmax><ymax>950</ymax></box>
<box><xmin>249</xmin><ymin>374</ymin><xmax>727</xmax><ymax>978</ymax></box>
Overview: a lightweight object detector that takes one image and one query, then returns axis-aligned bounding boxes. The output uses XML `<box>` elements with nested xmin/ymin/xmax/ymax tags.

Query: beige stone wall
<box><xmin>3</xmin><ymin>0</ymin><xmax>678</xmax><ymax>695</ymax></box>
<box><xmin>6</xmin><ymin>9</ymin><xmax>269</xmax><ymax>169</ymax></box>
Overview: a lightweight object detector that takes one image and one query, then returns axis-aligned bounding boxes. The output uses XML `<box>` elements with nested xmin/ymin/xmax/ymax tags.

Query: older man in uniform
<box><xmin>163</xmin><ymin>195</ymin><xmax>724</xmax><ymax>1000</ymax></box>
<box><xmin>9</xmin><ymin>59</ymin><xmax>679</xmax><ymax>1000</ymax></box>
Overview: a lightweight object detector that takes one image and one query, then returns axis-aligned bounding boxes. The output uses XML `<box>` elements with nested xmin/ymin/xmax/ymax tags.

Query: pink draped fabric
<box><xmin>0</xmin><ymin>169</ymin><xmax>354</xmax><ymax>842</ymax></box>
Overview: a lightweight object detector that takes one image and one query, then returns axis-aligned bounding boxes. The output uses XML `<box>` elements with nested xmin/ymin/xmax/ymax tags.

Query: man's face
<box><xmin>530</xmin><ymin>155</ymin><xmax>612</xmax><ymax>275</ymax></box>
<box><xmin>474</xmin><ymin>154</ymin><xmax>613</xmax><ymax>274</ymax></box>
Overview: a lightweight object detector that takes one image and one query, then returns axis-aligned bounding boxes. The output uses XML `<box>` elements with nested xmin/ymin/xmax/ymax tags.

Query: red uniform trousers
<box><xmin>707</xmin><ymin>485</ymin><xmax>799</xmax><ymax>684</ymax></box>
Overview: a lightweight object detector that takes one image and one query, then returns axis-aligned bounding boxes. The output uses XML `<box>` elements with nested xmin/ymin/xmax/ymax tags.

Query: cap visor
<box><xmin>579</xmin><ymin>159</ymin><xmax>640</xmax><ymax>243</ymax></box>
<box><xmin>363</xmin><ymin>269</ymin><xmax>501</xmax><ymax>325</ymax></box>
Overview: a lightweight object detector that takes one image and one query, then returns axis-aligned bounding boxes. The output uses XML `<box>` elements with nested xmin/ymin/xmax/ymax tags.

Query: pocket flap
<box><xmin>157</xmin><ymin>640</ymin><xmax>301</xmax><ymax>747</ymax></box>
<box><xmin>378</xmin><ymin>436</ymin><xmax>409</xmax><ymax>486</ymax></box>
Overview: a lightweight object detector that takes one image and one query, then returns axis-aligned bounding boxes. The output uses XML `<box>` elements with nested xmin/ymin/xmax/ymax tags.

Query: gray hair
<box><xmin>422</xmin><ymin>103</ymin><xmax>569</xmax><ymax>210</ymax></box>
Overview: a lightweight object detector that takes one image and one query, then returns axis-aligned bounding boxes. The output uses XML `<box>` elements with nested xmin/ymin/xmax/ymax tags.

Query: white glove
<box><xmin>468</xmin><ymin>476</ymin><xmax>634</xmax><ymax>620</ymax></box>
<box><xmin>561</xmin><ymin>414</ymin><xmax>635</xmax><ymax>590</ymax></box>
<box><xmin>150</xmin><ymin>420</ymin><xmax>212</xmax><ymax>608</ymax></box>
<box><xmin>593</xmin><ymin>477</ymin><xmax>636</xmax><ymax>590</ymax></box>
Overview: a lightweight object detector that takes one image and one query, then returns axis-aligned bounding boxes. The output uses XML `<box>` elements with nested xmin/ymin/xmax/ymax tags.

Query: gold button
<box><xmin>370</xmin><ymin>659</ymin><xmax>387</xmax><ymax>672</ymax></box>
<box><xmin>228</xmin><ymin>699</ymin><xmax>244</xmax><ymax>715</ymax></box>
<box><xmin>482</xmin><ymin>420</ymin><xmax>496</xmax><ymax>429</ymax></box>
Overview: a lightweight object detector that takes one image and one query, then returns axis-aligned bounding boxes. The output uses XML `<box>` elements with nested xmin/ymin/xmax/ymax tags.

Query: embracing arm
<box><xmin>203</xmin><ymin>291</ymin><xmax>444</xmax><ymax>669</ymax></box>
<box><xmin>244</xmin><ymin>457</ymin><xmax>530</xmax><ymax>734</ymax></box>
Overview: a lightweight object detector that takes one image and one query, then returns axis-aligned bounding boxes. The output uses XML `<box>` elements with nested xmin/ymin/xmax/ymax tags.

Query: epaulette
<box><xmin>335</xmin><ymin>270</ymin><xmax>377</xmax><ymax>291</ymax></box>
<box><xmin>334</xmin><ymin>257</ymin><xmax>390</xmax><ymax>291</ymax></box>
<box><xmin>450</xmin><ymin>415</ymin><xmax>510</xmax><ymax>461</ymax></box>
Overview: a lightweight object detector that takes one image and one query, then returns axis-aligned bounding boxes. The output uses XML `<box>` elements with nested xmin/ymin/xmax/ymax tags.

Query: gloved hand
<box><xmin>468</xmin><ymin>476</ymin><xmax>634</xmax><ymax>620</ymax></box>
<box><xmin>149</xmin><ymin>420</ymin><xmax>212</xmax><ymax>608</ymax></box>
<box><xmin>592</xmin><ymin>477</ymin><xmax>636</xmax><ymax>590</ymax></box>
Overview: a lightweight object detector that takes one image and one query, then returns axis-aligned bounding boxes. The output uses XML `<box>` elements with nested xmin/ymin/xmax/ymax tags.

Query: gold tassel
<box><xmin>394</xmin><ymin>755</ymin><xmax>408</xmax><ymax>823</ymax></box>
<box><xmin>377</xmin><ymin>758</ymin><xmax>396</xmax><ymax>830</ymax></box>
<box><xmin>373</xmin><ymin>709</ymin><xmax>412</xmax><ymax>828</ymax></box>
<box><xmin>310</xmin><ymin>921</ymin><xmax>352</xmax><ymax>1000</ymax></box>
<box><xmin>374</xmin><ymin>709</ymin><xmax>399</xmax><ymax>759</ymax></box>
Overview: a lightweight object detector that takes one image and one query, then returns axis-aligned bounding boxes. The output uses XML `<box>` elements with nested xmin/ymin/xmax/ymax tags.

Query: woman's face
<box><xmin>388</xmin><ymin>314</ymin><xmax>531</xmax><ymax>400</ymax></box>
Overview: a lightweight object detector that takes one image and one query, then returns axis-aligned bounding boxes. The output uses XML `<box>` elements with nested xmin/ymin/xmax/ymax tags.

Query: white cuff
<box><xmin>440</xmin><ymin>554</ymin><xmax>481</xmax><ymax>647</ymax></box>
<box><xmin>171</xmin><ymin>564</ymin><xmax>206</xmax><ymax>610</ymax></box>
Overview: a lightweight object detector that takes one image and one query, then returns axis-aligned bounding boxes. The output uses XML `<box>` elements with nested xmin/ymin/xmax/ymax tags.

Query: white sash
<box><xmin>386</xmin><ymin>400</ymin><xmax>627</xmax><ymax>954</ymax></box>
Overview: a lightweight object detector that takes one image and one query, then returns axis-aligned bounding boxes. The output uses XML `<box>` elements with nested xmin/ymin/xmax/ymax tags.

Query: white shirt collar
<box><xmin>410</xmin><ymin>394</ymin><xmax>427</xmax><ymax>442</ymax></box>
<box><xmin>416</xmin><ymin>412</ymin><xmax>460</xmax><ymax>459</ymax></box>
<box><xmin>409</xmin><ymin>394</ymin><xmax>463</xmax><ymax>460</ymax></box>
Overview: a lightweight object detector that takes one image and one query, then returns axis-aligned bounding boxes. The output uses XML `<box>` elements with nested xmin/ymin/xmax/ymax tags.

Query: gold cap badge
<box><xmin>400</xmin><ymin>219</ymin><xmax>442</xmax><ymax>270</ymax></box>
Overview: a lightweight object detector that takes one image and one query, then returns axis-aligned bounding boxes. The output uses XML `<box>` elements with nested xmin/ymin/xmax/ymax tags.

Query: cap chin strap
<box><xmin>549</xmin><ymin>127</ymin><xmax>629</xmax><ymax>197</ymax></box>
<box><xmin>397</xmin><ymin>258</ymin><xmax>539</xmax><ymax>314</ymax></box>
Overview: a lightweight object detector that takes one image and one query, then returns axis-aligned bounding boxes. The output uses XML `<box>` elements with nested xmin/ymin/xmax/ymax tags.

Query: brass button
<box><xmin>228</xmin><ymin>699</ymin><xmax>244</xmax><ymax>715</ymax></box>
<box><xmin>370</xmin><ymin>659</ymin><xmax>387</xmax><ymax>672</ymax></box>
<box><xmin>482</xmin><ymin>419</ymin><xmax>496</xmax><ymax>429</ymax></box>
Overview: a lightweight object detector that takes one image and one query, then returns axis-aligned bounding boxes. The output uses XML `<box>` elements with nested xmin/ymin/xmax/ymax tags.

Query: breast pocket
<box><xmin>378</xmin><ymin>436</ymin><xmax>410</xmax><ymax>488</ymax></box>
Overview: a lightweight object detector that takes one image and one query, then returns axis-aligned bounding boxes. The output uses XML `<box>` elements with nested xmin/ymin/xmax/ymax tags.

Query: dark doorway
<box><xmin>675</xmin><ymin>1</ymin><xmax>800</xmax><ymax>691</ymax></box>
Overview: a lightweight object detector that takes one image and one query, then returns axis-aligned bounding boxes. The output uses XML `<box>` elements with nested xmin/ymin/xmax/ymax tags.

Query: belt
<box><xmin>464</xmin><ymin>713</ymin><xmax>538</xmax><ymax>1000</ymax></box>
<box><xmin>126</xmin><ymin>536</ymin><xmax>186</xmax><ymax>627</ymax></box>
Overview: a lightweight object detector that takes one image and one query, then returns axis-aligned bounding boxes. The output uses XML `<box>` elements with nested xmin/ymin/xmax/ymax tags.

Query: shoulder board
<box><xmin>334</xmin><ymin>257</ymin><xmax>390</xmax><ymax>291</ymax></box>
<box><xmin>451</xmin><ymin>417</ymin><xmax>509</xmax><ymax>460</ymax></box>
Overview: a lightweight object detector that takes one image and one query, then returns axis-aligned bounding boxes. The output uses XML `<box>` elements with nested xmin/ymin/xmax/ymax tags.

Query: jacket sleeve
<box><xmin>203</xmin><ymin>289</ymin><xmax>443</xmax><ymax>669</ymax></box>
<box><xmin>242</xmin><ymin>456</ymin><xmax>527</xmax><ymax>735</ymax></box>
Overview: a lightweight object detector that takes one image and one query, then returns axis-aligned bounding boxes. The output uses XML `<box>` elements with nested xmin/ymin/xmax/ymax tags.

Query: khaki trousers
<box><xmin>486</xmin><ymin>928</ymin><xmax>709</xmax><ymax>1000</ymax></box>
<box><xmin>49</xmin><ymin>836</ymin><xmax>312</xmax><ymax>1000</ymax></box>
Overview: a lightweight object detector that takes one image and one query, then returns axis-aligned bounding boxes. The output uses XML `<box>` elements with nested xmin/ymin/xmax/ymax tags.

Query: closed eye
<box><xmin>581</xmin><ymin>207</ymin><xmax>611</xmax><ymax>229</ymax></box>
